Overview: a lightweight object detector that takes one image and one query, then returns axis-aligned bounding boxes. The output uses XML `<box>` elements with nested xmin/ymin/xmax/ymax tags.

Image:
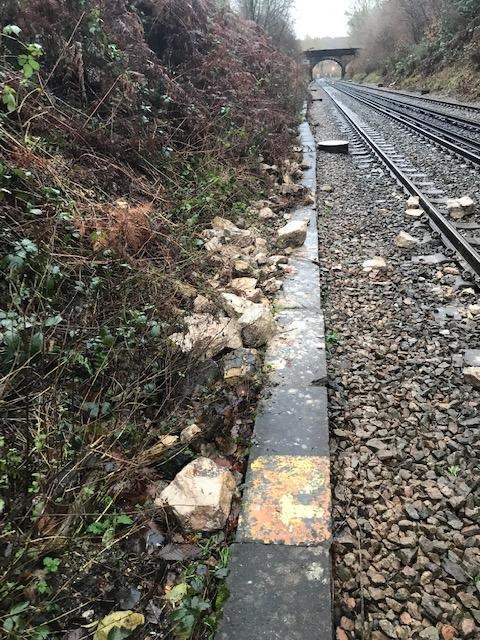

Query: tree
<box><xmin>235</xmin><ymin>0</ymin><xmax>295</xmax><ymax>44</ymax></box>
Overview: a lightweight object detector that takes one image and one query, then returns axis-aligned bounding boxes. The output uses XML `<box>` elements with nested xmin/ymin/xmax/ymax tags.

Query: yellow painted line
<box><xmin>238</xmin><ymin>455</ymin><xmax>331</xmax><ymax>545</ymax></box>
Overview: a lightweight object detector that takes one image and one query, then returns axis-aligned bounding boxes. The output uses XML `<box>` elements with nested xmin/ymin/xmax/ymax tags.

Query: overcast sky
<box><xmin>294</xmin><ymin>0</ymin><xmax>351</xmax><ymax>39</ymax></box>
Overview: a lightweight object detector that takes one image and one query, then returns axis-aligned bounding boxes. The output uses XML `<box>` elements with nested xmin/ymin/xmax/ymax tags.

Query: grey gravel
<box><xmin>310</xmin><ymin>85</ymin><xmax>480</xmax><ymax>640</ymax></box>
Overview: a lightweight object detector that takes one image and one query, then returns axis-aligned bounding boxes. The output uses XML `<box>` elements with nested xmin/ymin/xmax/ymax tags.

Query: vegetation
<box><xmin>0</xmin><ymin>0</ymin><xmax>303</xmax><ymax>637</ymax></box>
<box><xmin>347</xmin><ymin>0</ymin><xmax>480</xmax><ymax>97</ymax></box>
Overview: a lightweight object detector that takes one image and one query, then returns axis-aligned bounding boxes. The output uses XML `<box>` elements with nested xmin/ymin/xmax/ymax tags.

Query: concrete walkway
<box><xmin>216</xmin><ymin>119</ymin><xmax>332</xmax><ymax>639</ymax></box>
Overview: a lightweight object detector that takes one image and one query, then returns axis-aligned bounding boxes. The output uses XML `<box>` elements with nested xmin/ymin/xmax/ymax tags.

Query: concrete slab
<box><xmin>216</xmin><ymin>543</ymin><xmax>332</xmax><ymax>640</ymax></box>
<box><xmin>215</xmin><ymin>115</ymin><xmax>332</xmax><ymax>640</ymax></box>
<box><xmin>247</xmin><ymin>384</ymin><xmax>329</xmax><ymax>457</ymax></box>
<box><xmin>265</xmin><ymin>310</ymin><xmax>327</xmax><ymax>387</ymax></box>
<box><xmin>237</xmin><ymin>455</ymin><xmax>331</xmax><ymax>545</ymax></box>
<box><xmin>464</xmin><ymin>349</ymin><xmax>480</xmax><ymax>367</ymax></box>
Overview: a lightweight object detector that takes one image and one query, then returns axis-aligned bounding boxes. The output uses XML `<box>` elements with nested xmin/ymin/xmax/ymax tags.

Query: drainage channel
<box><xmin>216</xmin><ymin>118</ymin><xmax>332</xmax><ymax>639</ymax></box>
<box><xmin>323</xmin><ymin>84</ymin><xmax>480</xmax><ymax>282</ymax></box>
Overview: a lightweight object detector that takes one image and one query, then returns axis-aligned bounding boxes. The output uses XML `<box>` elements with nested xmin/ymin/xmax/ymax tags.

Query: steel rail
<box><xmin>338</xmin><ymin>81</ymin><xmax>480</xmax><ymax>132</ymax></box>
<box><xmin>323</xmin><ymin>85</ymin><xmax>480</xmax><ymax>278</ymax></box>
<box><xmin>333</xmin><ymin>83</ymin><xmax>480</xmax><ymax>166</ymax></box>
<box><xmin>342</xmin><ymin>80</ymin><xmax>480</xmax><ymax>119</ymax></box>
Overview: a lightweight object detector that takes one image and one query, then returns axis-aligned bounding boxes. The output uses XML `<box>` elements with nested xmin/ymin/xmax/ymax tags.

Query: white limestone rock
<box><xmin>405</xmin><ymin>208</ymin><xmax>423</xmax><ymax>218</ymax></box>
<box><xmin>276</xmin><ymin>219</ymin><xmax>308</xmax><ymax>249</ymax></box>
<box><xmin>395</xmin><ymin>231</ymin><xmax>418</xmax><ymax>249</ymax></box>
<box><xmin>180</xmin><ymin>423</ymin><xmax>202</xmax><ymax>444</ymax></box>
<box><xmin>458</xmin><ymin>195</ymin><xmax>475</xmax><ymax>215</ymax></box>
<box><xmin>229</xmin><ymin>277</ymin><xmax>258</xmax><ymax>295</ymax></box>
<box><xmin>156</xmin><ymin>457</ymin><xmax>236</xmax><ymax>531</ymax></box>
<box><xmin>406</xmin><ymin>195</ymin><xmax>420</xmax><ymax>210</ymax></box>
<box><xmin>238</xmin><ymin>303</ymin><xmax>276</xmax><ymax>347</ymax></box>
<box><xmin>170</xmin><ymin>314</ymin><xmax>242</xmax><ymax>358</ymax></box>
<box><xmin>447</xmin><ymin>199</ymin><xmax>465</xmax><ymax>219</ymax></box>
<box><xmin>362</xmin><ymin>257</ymin><xmax>387</xmax><ymax>272</ymax></box>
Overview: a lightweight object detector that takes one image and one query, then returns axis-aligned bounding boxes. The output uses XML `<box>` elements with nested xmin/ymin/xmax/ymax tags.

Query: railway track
<box><xmin>321</xmin><ymin>83</ymin><xmax>480</xmax><ymax>280</ymax></box>
<box><xmin>333</xmin><ymin>81</ymin><xmax>480</xmax><ymax>166</ymax></box>
<box><xmin>343</xmin><ymin>80</ymin><xmax>480</xmax><ymax>116</ymax></box>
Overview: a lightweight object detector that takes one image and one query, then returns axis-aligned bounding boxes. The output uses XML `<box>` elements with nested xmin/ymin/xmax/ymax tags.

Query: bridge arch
<box><xmin>311</xmin><ymin>58</ymin><xmax>344</xmax><ymax>79</ymax></box>
<box><xmin>304</xmin><ymin>48</ymin><xmax>360</xmax><ymax>80</ymax></box>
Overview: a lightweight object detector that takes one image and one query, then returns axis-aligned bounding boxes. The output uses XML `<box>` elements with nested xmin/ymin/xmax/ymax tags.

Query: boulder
<box><xmin>156</xmin><ymin>457</ymin><xmax>236</xmax><ymax>531</ymax></box>
<box><xmin>395</xmin><ymin>231</ymin><xmax>417</xmax><ymax>249</ymax></box>
<box><xmin>362</xmin><ymin>257</ymin><xmax>387</xmax><ymax>272</ymax></box>
<box><xmin>233</xmin><ymin>258</ymin><xmax>255</xmax><ymax>275</ymax></box>
<box><xmin>406</xmin><ymin>195</ymin><xmax>420</xmax><ymax>209</ymax></box>
<box><xmin>276</xmin><ymin>219</ymin><xmax>308</xmax><ymax>249</ymax></box>
<box><xmin>238</xmin><ymin>302</ymin><xmax>276</xmax><ymax>347</ymax></box>
<box><xmin>170</xmin><ymin>314</ymin><xmax>242</xmax><ymax>358</ymax></box>
<box><xmin>221</xmin><ymin>348</ymin><xmax>259</xmax><ymax>381</ymax></box>
<box><xmin>464</xmin><ymin>367</ymin><xmax>480</xmax><ymax>388</ymax></box>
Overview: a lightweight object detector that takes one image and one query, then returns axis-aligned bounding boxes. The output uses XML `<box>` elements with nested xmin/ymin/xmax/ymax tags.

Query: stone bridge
<box><xmin>304</xmin><ymin>48</ymin><xmax>360</xmax><ymax>79</ymax></box>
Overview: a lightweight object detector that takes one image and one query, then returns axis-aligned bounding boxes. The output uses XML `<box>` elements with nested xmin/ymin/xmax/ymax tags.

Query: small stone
<box><xmin>405</xmin><ymin>208</ymin><xmax>423</xmax><ymax>218</ymax></box>
<box><xmin>464</xmin><ymin>367</ymin><xmax>480</xmax><ymax>388</ymax></box>
<box><xmin>180</xmin><ymin>423</ymin><xmax>202</xmax><ymax>444</ymax></box>
<box><xmin>460</xmin><ymin>617</ymin><xmax>475</xmax><ymax>638</ymax></box>
<box><xmin>419</xmin><ymin>628</ymin><xmax>440</xmax><ymax>640</ymax></box>
<box><xmin>234</xmin><ymin>259</ymin><xmax>254</xmax><ymax>275</ymax></box>
<box><xmin>407</xmin><ymin>195</ymin><xmax>420</xmax><ymax>209</ymax></box>
<box><xmin>378</xmin><ymin>620</ymin><xmax>396</xmax><ymax>638</ymax></box>
<box><xmin>258</xmin><ymin>207</ymin><xmax>275</xmax><ymax>220</ymax></box>
<box><xmin>400</xmin><ymin>612</ymin><xmax>412</xmax><ymax>625</ymax></box>
<box><xmin>156</xmin><ymin>457</ymin><xmax>236</xmax><ymax>531</ymax></box>
<box><xmin>443</xmin><ymin>558</ymin><xmax>469</xmax><ymax>583</ymax></box>
<box><xmin>221</xmin><ymin>348</ymin><xmax>259</xmax><ymax>381</ymax></box>
<box><xmin>276</xmin><ymin>219</ymin><xmax>308</xmax><ymax>248</ymax></box>
<box><xmin>447</xmin><ymin>199</ymin><xmax>465</xmax><ymax>220</ymax></box>
<box><xmin>395</xmin><ymin>231</ymin><xmax>418</xmax><ymax>249</ymax></box>
<box><xmin>458</xmin><ymin>196</ymin><xmax>475</xmax><ymax>215</ymax></box>
<box><xmin>230</xmin><ymin>277</ymin><xmax>258</xmax><ymax>295</ymax></box>
<box><xmin>320</xmin><ymin>184</ymin><xmax>334</xmax><ymax>192</ymax></box>
<box><xmin>262</xmin><ymin>277</ymin><xmax>282</xmax><ymax>294</ymax></box>
<box><xmin>440</xmin><ymin>625</ymin><xmax>456</xmax><ymax>640</ymax></box>
<box><xmin>405</xmin><ymin>504</ymin><xmax>420</xmax><ymax>520</ymax></box>
<box><xmin>193</xmin><ymin>295</ymin><xmax>215</xmax><ymax>314</ymax></box>
<box><xmin>422</xmin><ymin>595</ymin><xmax>443</xmax><ymax>622</ymax></box>
<box><xmin>426</xmin><ymin>486</ymin><xmax>443</xmax><ymax>500</ymax></box>
<box><xmin>340</xmin><ymin>616</ymin><xmax>354</xmax><ymax>631</ymax></box>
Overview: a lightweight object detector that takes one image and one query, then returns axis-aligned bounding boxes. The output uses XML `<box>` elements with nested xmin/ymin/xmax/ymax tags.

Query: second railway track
<box><xmin>321</xmin><ymin>82</ymin><xmax>480</xmax><ymax>281</ymax></box>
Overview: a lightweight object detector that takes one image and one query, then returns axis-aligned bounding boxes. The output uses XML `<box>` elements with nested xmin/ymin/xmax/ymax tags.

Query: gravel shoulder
<box><xmin>310</xmin><ymin>90</ymin><xmax>480</xmax><ymax>640</ymax></box>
